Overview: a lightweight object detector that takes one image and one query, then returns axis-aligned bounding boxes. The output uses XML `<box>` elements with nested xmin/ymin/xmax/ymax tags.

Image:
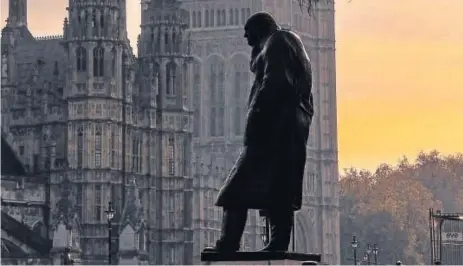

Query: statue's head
<box><xmin>244</xmin><ymin>12</ymin><xmax>280</xmax><ymax>47</ymax></box>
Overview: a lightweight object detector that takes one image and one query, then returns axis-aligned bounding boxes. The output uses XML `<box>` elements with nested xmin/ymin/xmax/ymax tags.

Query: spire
<box><xmin>119</xmin><ymin>177</ymin><xmax>143</xmax><ymax>230</ymax></box>
<box><xmin>7</xmin><ymin>0</ymin><xmax>27</xmax><ymax>28</ymax></box>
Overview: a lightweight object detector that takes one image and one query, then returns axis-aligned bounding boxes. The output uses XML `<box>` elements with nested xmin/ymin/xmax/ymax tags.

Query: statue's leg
<box><xmin>261</xmin><ymin>207</ymin><xmax>294</xmax><ymax>252</ymax></box>
<box><xmin>204</xmin><ymin>207</ymin><xmax>248</xmax><ymax>252</ymax></box>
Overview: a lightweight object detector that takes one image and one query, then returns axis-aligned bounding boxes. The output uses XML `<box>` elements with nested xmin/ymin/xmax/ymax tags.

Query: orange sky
<box><xmin>1</xmin><ymin>0</ymin><xmax>462</xmax><ymax>172</ymax></box>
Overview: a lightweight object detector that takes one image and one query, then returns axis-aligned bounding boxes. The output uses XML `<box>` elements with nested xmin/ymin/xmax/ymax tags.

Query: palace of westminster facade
<box><xmin>1</xmin><ymin>0</ymin><xmax>339</xmax><ymax>264</ymax></box>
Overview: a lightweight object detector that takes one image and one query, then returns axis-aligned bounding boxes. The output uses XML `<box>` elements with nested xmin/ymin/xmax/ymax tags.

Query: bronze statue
<box><xmin>205</xmin><ymin>12</ymin><xmax>314</xmax><ymax>253</ymax></box>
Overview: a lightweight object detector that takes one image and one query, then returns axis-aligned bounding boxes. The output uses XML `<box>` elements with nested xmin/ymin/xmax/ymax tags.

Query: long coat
<box><xmin>215</xmin><ymin>29</ymin><xmax>314</xmax><ymax>211</ymax></box>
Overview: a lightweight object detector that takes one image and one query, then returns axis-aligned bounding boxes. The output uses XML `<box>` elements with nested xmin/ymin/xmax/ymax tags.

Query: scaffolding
<box><xmin>429</xmin><ymin>209</ymin><xmax>463</xmax><ymax>265</ymax></box>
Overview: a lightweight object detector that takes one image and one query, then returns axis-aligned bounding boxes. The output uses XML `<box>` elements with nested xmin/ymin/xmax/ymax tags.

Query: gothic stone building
<box><xmin>1</xmin><ymin>0</ymin><xmax>339</xmax><ymax>264</ymax></box>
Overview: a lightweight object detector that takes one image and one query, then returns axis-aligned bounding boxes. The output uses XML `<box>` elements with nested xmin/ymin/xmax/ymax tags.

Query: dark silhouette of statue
<box><xmin>205</xmin><ymin>12</ymin><xmax>314</xmax><ymax>253</ymax></box>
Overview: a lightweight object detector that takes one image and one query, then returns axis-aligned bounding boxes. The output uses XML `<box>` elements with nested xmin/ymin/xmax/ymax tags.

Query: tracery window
<box><xmin>168</xmin><ymin>136</ymin><xmax>175</xmax><ymax>176</ymax></box>
<box><xmin>193</xmin><ymin>61</ymin><xmax>201</xmax><ymax>137</ymax></box>
<box><xmin>209</xmin><ymin>61</ymin><xmax>225</xmax><ymax>136</ymax></box>
<box><xmin>94</xmin><ymin>184</ymin><xmax>102</xmax><ymax>221</ymax></box>
<box><xmin>111</xmin><ymin>128</ymin><xmax>116</xmax><ymax>168</ymax></box>
<box><xmin>166</xmin><ymin>62</ymin><xmax>176</xmax><ymax>96</ymax></box>
<box><xmin>95</xmin><ymin>125</ymin><xmax>102</xmax><ymax>168</ymax></box>
<box><xmin>132</xmin><ymin>133</ymin><xmax>142</xmax><ymax>173</ymax></box>
<box><xmin>93</xmin><ymin>46</ymin><xmax>104</xmax><ymax>77</ymax></box>
<box><xmin>76</xmin><ymin>47</ymin><xmax>87</xmax><ymax>72</ymax></box>
<box><xmin>77</xmin><ymin>126</ymin><xmax>84</xmax><ymax>168</ymax></box>
<box><xmin>111</xmin><ymin>47</ymin><xmax>117</xmax><ymax>76</ymax></box>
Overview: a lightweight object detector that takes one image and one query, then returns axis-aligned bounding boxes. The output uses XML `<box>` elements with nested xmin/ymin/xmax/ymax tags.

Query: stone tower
<box><xmin>139</xmin><ymin>0</ymin><xmax>194</xmax><ymax>264</ymax></box>
<box><xmin>61</xmin><ymin>0</ymin><xmax>135</xmax><ymax>263</ymax></box>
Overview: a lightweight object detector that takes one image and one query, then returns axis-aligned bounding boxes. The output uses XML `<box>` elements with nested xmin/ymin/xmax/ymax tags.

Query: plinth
<box><xmin>201</xmin><ymin>251</ymin><xmax>321</xmax><ymax>265</ymax></box>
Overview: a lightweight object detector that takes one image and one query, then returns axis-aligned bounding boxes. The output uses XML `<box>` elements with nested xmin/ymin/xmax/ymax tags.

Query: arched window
<box><xmin>234</xmin><ymin>71</ymin><xmax>242</xmax><ymax>135</ymax></box>
<box><xmin>221</xmin><ymin>10</ymin><xmax>226</xmax><ymax>26</ymax></box>
<box><xmin>166</xmin><ymin>62</ymin><xmax>176</xmax><ymax>96</ymax></box>
<box><xmin>172</xmin><ymin>30</ymin><xmax>177</xmax><ymax>52</ymax></box>
<box><xmin>100</xmin><ymin>11</ymin><xmax>105</xmax><ymax>31</ymax></box>
<box><xmin>210</xmin><ymin>10</ymin><xmax>215</xmax><ymax>27</ymax></box>
<box><xmin>95</xmin><ymin>125</ymin><xmax>101</xmax><ymax>168</ymax></box>
<box><xmin>76</xmin><ymin>47</ymin><xmax>87</xmax><ymax>72</ymax></box>
<box><xmin>111</xmin><ymin>47</ymin><xmax>117</xmax><ymax>76</ymax></box>
<box><xmin>228</xmin><ymin>9</ymin><xmax>233</xmax><ymax>25</ymax></box>
<box><xmin>209</xmin><ymin>64</ymin><xmax>217</xmax><ymax>136</ymax></box>
<box><xmin>168</xmin><ymin>135</ymin><xmax>175</xmax><ymax>176</ymax></box>
<box><xmin>111</xmin><ymin>128</ymin><xmax>116</xmax><ymax>168</ymax></box>
<box><xmin>193</xmin><ymin>61</ymin><xmax>201</xmax><ymax>137</ymax></box>
<box><xmin>92</xmin><ymin>9</ymin><xmax>97</xmax><ymax>36</ymax></box>
<box><xmin>164</xmin><ymin>28</ymin><xmax>169</xmax><ymax>52</ymax></box>
<box><xmin>93</xmin><ymin>46</ymin><xmax>104</xmax><ymax>77</ymax></box>
<box><xmin>216</xmin><ymin>10</ymin><xmax>221</xmax><ymax>26</ymax></box>
<box><xmin>139</xmin><ymin>226</ymin><xmax>146</xmax><ymax>251</ymax></box>
<box><xmin>77</xmin><ymin>126</ymin><xmax>84</xmax><ymax>168</ymax></box>
<box><xmin>205</xmin><ymin>10</ymin><xmax>209</xmax><ymax>27</ymax></box>
<box><xmin>192</xmin><ymin>11</ymin><xmax>197</xmax><ymax>27</ymax></box>
<box><xmin>197</xmin><ymin>11</ymin><xmax>202</xmax><ymax>27</ymax></box>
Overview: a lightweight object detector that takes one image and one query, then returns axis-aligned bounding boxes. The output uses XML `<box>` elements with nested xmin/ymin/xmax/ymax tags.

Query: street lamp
<box><xmin>351</xmin><ymin>235</ymin><xmax>358</xmax><ymax>265</ymax></box>
<box><xmin>105</xmin><ymin>202</ymin><xmax>115</xmax><ymax>265</ymax></box>
<box><xmin>372</xmin><ymin>244</ymin><xmax>379</xmax><ymax>265</ymax></box>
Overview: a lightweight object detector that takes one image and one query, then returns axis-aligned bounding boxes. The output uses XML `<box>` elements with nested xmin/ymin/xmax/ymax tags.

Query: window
<box><xmin>111</xmin><ymin>47</ymin><xmax>117</xmax><ymax>76</ymax></box>
<box><xmin>95</xmin><ymin>184</ymin><xmax>102</xmax><ymax>221</ymax></box>
<box><xmin>193</xmin><ymin>61</ymin><xmax>201</xmax><ymax>137</ymax></box>
<box><xmin>234</xmin><ymin>71</ymin><xmax>241</xmax><ymax>135</ymax></box>
<box><xmin>166</xmin><ymin>62</ymin><xmax>176</xmax><ymax>96</ymax></box>
<box><xmin>76</xmin><ymin>184</ymin><xmax>83</xmax><ymax>219</ymax></box>
<box><xmin>91</xmin><ymin>9</ymin><xmax>97</xmax><ymax>36</ymax></box>
<box><xmin>228</xmin><ymin>9</ymin><xmax>233</xmax><ymax>25</ymax></box>
<box><xmin>241</xmin><ymin>8</ymin><xmax>246</xmax><ymax>25</ymax></box>
<box><xmin>168</xmin><ymin>136</ymin><xmax>175</xmax><ymax>176</ymax></box>
<box><xmin>205</xmin><ymin>10</ymin><xmax>209</xmax><ymax>27</ymax></box>
<box><xmin>216</xmin><ymin>10</ymin><xmax>221</xmax><ymax>26</ymax></box>
<box><xmin>93</xmin><ymin>46</ymin><xmax>104</xmax><ymax>77</ymax></box>
<box><xmin>221</xmin><ymin>10</ymin><xmax>226</xmax><ymax>26</ymax></box>
<box><xmin>77</xmin><ymin>127</ymin><xmax>84</xmax><ymax>169</ymax></box>
<box><xmin>95</xmin><ymin>125</ymin><xmax>101</xmax><ymax>168</ymax></box>
<box><xmin>234</xmin><ymin>8</ymin><xmax>239</xmax><ymax>25</ymax></box>
<box><xmin>76</xmin><ymin>47</ymin><xmax>87</xmax><ymax>72</ymax></box>
<box><xmin>111</xmin><ymin>128</ymin><xmax>116</xmax><ymax>168</ymax></box>
<box><xmin>132</xmin><ymin>134</ymin><xmax>142</xmax><ymax>173</ymax></box>
<box><xmin>209</xmin><ymin>9</ymin><xmax>215</xmax><ymax>27</ymax></box>
<box><xmin>197</xmin><ymin>11</ymin><xmax>202</xmax><ymax>27</ymax></box>
<box><xmin>209</xmin><ymin>64</ymin><xmax>217</xmax><ymax>136</ymax></box>
<box><xmin>246</xmin><ymin>8</ymin><xmax>251</xmax><ymax>20</ymax></box>
<box><xmin>192</xmin><ymin>11</ymin><xmax>197</xmax><ymax>27</ymax></box>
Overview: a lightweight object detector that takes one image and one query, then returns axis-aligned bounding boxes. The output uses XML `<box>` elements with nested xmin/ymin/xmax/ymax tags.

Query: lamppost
<box><xmin>372</xmin><ymin>244</ymin><xmax>379</xmax><ymax>265</ymax></box>
<box><xmin>105</xmin><ymin>202</ymin><xmax>115</xmax><ymax>265</ymax></box>
<box><xmin>351</xmin><ymin>235</ymin><xmax>358</xmax><ymax>265</ymax></box>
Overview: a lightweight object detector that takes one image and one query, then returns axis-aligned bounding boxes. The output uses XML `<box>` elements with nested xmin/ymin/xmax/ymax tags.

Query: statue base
<box><xmin>201</xmin><ymin>251</ymin><xmax>321</xmax><ymax>265</ymax></box>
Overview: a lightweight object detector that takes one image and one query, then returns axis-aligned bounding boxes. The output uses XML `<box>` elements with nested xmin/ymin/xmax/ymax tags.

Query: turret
<box><xmin>7</xmin><ymin>0</ymin><xmax>27</xmax><ymax>28</ymax></box>
<box><xmin>64</xmin><ymin>0</ymin><xmax>128</xmax><ymax>99</ymax></box>
<box><xmin>139</xmin><ymin>0</ymin><xmax>191</xmax><ymax>110</ymax></box>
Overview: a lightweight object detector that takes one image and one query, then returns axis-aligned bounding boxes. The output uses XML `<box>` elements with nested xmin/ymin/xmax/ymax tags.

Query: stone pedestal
<box><xmin>201</xmin><ymin>251</ymin><xmax>321</xmax><ymax>265</ymax></box>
